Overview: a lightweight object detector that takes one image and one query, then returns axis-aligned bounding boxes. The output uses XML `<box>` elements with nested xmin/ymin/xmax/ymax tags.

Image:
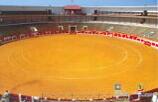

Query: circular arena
<box><xmin>0</xmin><ymin>33</ymin><xmax>158</xmax><ymax>99</ymax></box>
<box><xmin>0</xmin><ymin>3</ymin><xmax>158</xmax><ymax>102</ymax></box>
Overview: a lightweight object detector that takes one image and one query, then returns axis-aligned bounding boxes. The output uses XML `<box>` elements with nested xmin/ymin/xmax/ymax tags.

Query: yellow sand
<box><xmin>0</xmin><ymin>34</ymin><xmax>158</xmax><ymax>98</ymax></box>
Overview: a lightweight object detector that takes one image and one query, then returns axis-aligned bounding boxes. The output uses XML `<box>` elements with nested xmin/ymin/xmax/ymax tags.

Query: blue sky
<box><xmin>0</xmin><ymin>0</ymin><xmax>157</xmax><ymax>6</ymax></box>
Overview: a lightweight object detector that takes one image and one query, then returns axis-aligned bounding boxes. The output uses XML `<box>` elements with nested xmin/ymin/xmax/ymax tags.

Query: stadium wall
<box><xmin>0</xmin><ymin>5</ymin><xmax>157</xmax><ymax>15</ymax></box>
<box><xmin>0</xmin><ymin>22</ymin><xmax>157</xmax><ymax>40</ymax></box>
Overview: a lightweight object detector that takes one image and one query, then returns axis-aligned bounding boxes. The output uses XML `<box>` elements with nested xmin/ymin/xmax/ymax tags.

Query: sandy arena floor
<box><xmin>0</xmin><ymin>34</ymin><xmax>158</xmax><ymax>98</ymax></box>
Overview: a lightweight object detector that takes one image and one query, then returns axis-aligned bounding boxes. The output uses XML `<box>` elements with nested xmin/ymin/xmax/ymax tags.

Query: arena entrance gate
<box><xmin>69</xmin><ymin>25</ymin><xmax>77</xmax><ymax>33</ymax></box>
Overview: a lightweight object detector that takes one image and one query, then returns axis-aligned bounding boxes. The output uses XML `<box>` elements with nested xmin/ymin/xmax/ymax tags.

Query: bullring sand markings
<box><xmin>7</xmin><ymin>35</ymin><xmax>142</xmax><ymax>81</ymax></box>
<box><xmin>97</xmin><ymin>43</ymin><xmax>129</xmax><ymax>70</ymax></box>
<box><xmin>73</xmin><ymin>36</ymin><xmax>143</xmax><ymax>80</ymax></box>
<box><xmin>7</xmin><ymin>34</ymin><xmax>143</xmax><ymax>80</ymax></box>
<box><xmin>88</xmin><ymin>33</ymin><xmax>144</xmax><ymax>65</ymax></box>
<box><xmin>39</xmin><ymin>37</ymin><xmax>143</xmax><ymax>80</ymax></box>
<box><xmin>38</xmin><ymin>36</ymin><xmax>128</xmax><ymax>80</ymax></box>
<box><xmin>76</xmin><ymin>34</ymin><xmax>143</xmax><ymax>68</ymax></box>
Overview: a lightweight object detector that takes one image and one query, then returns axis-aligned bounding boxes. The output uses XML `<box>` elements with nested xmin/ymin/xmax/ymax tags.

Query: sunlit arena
<box><xmin>0</xmin><ymin>0</ymin><xmax>158</xmax><ymax>102</ymax></box>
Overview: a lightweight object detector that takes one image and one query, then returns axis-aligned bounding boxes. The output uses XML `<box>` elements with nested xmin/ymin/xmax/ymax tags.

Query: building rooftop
<box><xmin>64</xmin><ymin>5</ymin><xmax>81</xmax><ymax>10</ymax></box>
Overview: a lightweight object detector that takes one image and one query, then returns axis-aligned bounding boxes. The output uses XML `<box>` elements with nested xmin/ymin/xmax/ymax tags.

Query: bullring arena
<box><xmin>0</xmin><ymin>33</ymin><xmax>158</xmax><ymax>98</ymax></box>
<box><xmin>0</xmin><ymin>4</ymin><xmax>158</xmax><ymax>102</ymax></box>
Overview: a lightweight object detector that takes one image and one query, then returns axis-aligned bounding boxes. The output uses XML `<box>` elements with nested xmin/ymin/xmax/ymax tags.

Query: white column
<box><xmin>19</xmin><ymin>94</ymin><xmax>22</xmax><ymax>102</ymax></box>
<box><xmin>31</xmin><ymin>96</ymin><xmax>34</xmax><ymax>102</ymax></box>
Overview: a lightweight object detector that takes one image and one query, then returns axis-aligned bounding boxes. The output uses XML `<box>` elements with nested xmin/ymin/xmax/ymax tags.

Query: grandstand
<box><xmin>0</xmin><ymin>2</ymin><xmax>158</xmax><ymax>102</ymax></box>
